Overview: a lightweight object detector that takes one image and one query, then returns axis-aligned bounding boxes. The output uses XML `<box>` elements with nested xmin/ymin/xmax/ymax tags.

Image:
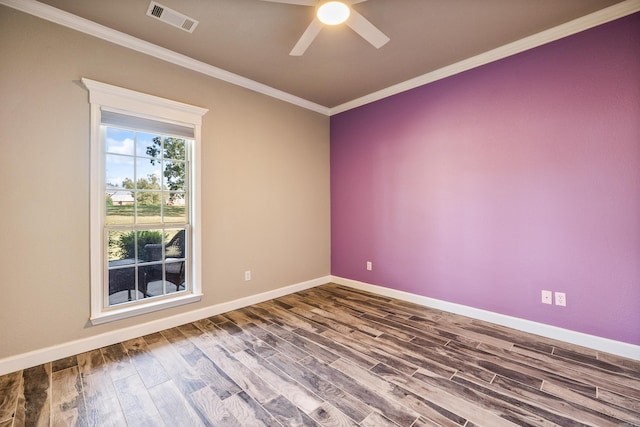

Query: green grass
<box><xmin>107</xmin><ymin>205</ymin><xmax>185</xmax><ymax>216</ymax></box>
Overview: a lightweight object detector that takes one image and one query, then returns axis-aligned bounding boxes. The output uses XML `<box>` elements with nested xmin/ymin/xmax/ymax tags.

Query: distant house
<box><xmin>106</xmin><ymin>185</ymin><xmax>134</xmax><ymax>205</ymax></box>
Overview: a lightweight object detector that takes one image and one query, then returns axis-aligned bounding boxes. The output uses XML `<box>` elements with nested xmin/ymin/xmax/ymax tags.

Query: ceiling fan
<box><xmin>259</xmin><ymin>0</ymin><xmax>390</xmax><ymax>56</ymax></box>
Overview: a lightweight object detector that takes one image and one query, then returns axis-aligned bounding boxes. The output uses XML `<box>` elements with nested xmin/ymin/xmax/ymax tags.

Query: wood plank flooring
<box><xmin>1</xmin><ymin>283</ymin><xmax>639</xmax><ymax>426</ymax></box>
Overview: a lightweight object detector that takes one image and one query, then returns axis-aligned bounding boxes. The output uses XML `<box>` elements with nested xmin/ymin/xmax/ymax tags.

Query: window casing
<box><xmin>83</xmin><ymin>78</ymin><xmax>208</xmax><ymax>324</ymax></box>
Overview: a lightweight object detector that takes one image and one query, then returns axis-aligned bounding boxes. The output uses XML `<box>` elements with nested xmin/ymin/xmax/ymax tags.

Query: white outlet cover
<box><xmin>555</xmin><ymin>292</ymin><xmax>566</xmax><ymax>306</ymax></box>
<box><xmin>541</xmin><ymin>290</ymin><xmax>552</xmax><ymax>304</ymax></box>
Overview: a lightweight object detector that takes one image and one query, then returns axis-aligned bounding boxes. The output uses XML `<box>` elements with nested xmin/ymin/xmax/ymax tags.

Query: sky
<box><xmin>105</xmin><ymin>127</ymin><xmax>163</xmax><ymax>188</ymax></box>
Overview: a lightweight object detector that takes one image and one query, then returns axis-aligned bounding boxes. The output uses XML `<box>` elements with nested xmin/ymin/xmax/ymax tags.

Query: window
<box><xmin>83</xmin><ymin>78</ymin><xmax>208</xmax><ymax>324</ymax></box>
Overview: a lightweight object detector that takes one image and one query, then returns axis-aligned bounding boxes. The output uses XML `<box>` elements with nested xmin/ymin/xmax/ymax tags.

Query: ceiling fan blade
<box><xmin>346</xmin><ymin>9</ymin><xmax>390</xmax><ymax>49</ymax></box>
<box><xmin>258</xmin><ymin>0</ymin><xmax>317</xmax><ymax>5</ymax></box>
<box><xmin>290</xmin><ymin>19</ymin><xmax>323</xmax><ymax>56</ymax></box>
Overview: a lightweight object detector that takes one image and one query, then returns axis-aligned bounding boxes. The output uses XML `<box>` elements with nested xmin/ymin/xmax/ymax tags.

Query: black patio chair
<box><xmin>108</xmin><ymin>259</ymin><xmax>148</xmax><ymax>301</ymax></box>
<box><xmin>143</xmin><ymin>230</ymin><xmax>186</xmax><ymax>293</ymax></box>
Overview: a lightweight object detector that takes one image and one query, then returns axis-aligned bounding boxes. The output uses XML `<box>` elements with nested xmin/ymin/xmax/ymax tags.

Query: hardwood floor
<box><xmin>1</xmin><ymin>283</ymin><xmax>639</xmax><ymax>426</ymax></box>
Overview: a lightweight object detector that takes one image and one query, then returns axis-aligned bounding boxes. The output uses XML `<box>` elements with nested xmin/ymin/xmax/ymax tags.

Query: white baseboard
<box><xmin>0</xmin><ymin>276</ymin><xmax>330</xmax><ymax>376</ymax></box>
<box><xmin>331</xmin><ymin>276</ymin><xmax>640</xmax><ymax>361</ymax></box>
<box><xmin>4</xmin><ymin>273</ymin><xmax>636</xmax><ymax>376</ymax></box>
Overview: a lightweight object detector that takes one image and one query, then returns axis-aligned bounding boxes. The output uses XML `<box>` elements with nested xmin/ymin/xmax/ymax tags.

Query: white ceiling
<box><xmin>5</xmin><ymin>0</ymin><xmax>638</xmax><ymax>114</ymax></box>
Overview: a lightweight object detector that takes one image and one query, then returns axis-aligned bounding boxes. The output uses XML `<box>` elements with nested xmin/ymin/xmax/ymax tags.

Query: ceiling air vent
<box><xmin>146</xmin><ymin>1</ymin><xmax>199</xmax><ymax>33</ymax></box>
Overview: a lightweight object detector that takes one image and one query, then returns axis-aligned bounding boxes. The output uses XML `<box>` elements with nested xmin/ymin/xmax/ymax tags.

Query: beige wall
<box><xmin>0</xmin><ymin>7</ymin><xmax>330</xmax><ymax>359</ymax></box>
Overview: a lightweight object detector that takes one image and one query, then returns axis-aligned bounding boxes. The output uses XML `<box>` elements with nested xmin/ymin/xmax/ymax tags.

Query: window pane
<box><xmin>136</xmin><ymin>191</ymin><xmax>162</xmax><ymax>223</ymax></box>
<box><xmin>106</xmin><ymin>200</ymin><xmax>134</xmax><ymax>225</ymax></box>
<box><xmin>136</xmin><ymin>132</ymin><xmax>160</xmax><ymax>158</ymax></box>
<box><xmin>164</xmin><ymin>161</ymin><xmax>186</xmax><ymax>192</ymax></box>
<box><xmin>106</xmin><ymin>154</ymin><xmax>135</xmax><ymax>225</ymax></box>
<box><xmin>136</xmin><ymin>158</ymin><xmax>162</xmax><ymax>190</ymax></box>
<box><xmin>106</xmin><ymin>154</ymin><xmax>134</xmax><ymax>189</ymax></box>
<box><xmin>163</xmin><ymin>137</ymin><xmax>185</xmax><ymax>161</ymax></box>
<box><xmin>165</xmin><ymin>192</ymin><xmax>186</xmax><ymax>223</ymax></box>
<box><xmin>107</xmin><ymin>225</ymin><xmax>148</xmax><ymax>306</ymax></box>
<box><xmin>138</xmin><ymin>229</ymin><xmax>185</xmax><ymax>298</ymax></box>
<box><xmin>105</xmin><ymin>128</ymin><xmax>134</xmax><ymax>155</ymax></box>
<box><xmin>165</xmin><ymin>260</ymin><xmax>184</xmax><ymax>294</ymax></box>
<box><xmin>165</xmin><ymin>229</ymin><xmax>186</xmax><ymax>294</ymax></box>
<box><xmin>108</xmin><ymin>232</ymin><xmax>120</xmax><ymax>262</ymax></box>
<box><xmin>137</xmin><ymin>230</ymin><xmax>163</xmax><ymax>262</ymax></box>
<box><xmin>165</xmin><ymin>229</ymin><xmax>185</xmax><ymax>258</ymax></box>
<box><xmin>107</xmin><ymin>263</ymin><xmax>146</xmax><ymax>306</ymax></box>
<box><xmin>108</xmin><ymin>266</ymin><xmax>137</xmax><ymax>306</ymax></box>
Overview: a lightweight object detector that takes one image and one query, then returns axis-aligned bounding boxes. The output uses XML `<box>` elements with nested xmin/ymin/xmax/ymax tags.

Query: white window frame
<box><xmin>83</xmin><ymin>78</ymin><xmax>208</xmax><ymax>324</ymax></box>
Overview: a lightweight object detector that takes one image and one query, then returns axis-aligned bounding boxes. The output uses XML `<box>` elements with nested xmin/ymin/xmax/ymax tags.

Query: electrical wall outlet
<box><xmin>555</xmin><ymin>292</ymin><xmax>566</xmax><ymax>306</ymax></box>
<box><xmin>366</xmin><ymin>261</ymin><xmax>372</xmax><ymax>271</ymax></box>
<box><xmin>541</xmin><ymin>290</ymin><xmax>552</xmax><ymax>304</ymax></box>
<box><xmin>244</xmin><ymin>270</ymin><xmax>251</xmax><ymax>281</ymax></box>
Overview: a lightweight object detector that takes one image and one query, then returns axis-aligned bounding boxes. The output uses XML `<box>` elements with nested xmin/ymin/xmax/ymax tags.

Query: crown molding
<box><xmin>2</xmin><ymin>0</ymin><xmax>638</xmax><ymax>116</ymax></box>
<box><xmin>330</xmin><ymin>0</ymin><xmax>640</xmax><ymax>115</ymax></box>
<box><xmin>0</xmin><ymin>0</ymin><xmax>331</xmax><ymax>115</ymax></box>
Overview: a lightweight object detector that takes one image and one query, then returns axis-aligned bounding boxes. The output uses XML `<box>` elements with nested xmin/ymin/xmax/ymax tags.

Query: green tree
<box><xmin>123</xmin><ymin>174</ymin><xmax>161</xmax><ymax>205</ymax></box>
<box><xmin>146</xmin><ymin>137</ymin><xmax>186</xmax><ymax>192</ymax></box>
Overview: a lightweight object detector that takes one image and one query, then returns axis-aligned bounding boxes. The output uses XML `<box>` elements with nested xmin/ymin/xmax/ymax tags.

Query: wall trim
<box><xmin>330</xmin><ymin>0</ymin><xmax>640</xmax><ymax>114</ymax></box>
<box><xmin>0</xmin><ymin>276</ymin><xmax>330</xmax><ymax>376</ymax></box>
<box><xmin>330</xmin><ymin>276</ymin><xmax>640</xmax><ymax>361</ymax></box>
<box><xmin>0</xmin><ymin>0</ymin><xmax>330</xmax><ymax>116</ymax></box>
<box><xmin>1</xmin><ymin>0</ymin><xmax>638</xmax><ymax>116</ymax></box>
<box><xmin>3</xmin><ymin>274</ymin><xmax>637</xmax><ymax>375</ymax></box>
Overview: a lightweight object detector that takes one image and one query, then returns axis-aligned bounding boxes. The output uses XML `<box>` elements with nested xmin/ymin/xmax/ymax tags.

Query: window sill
<box><xmin>90</xmin><ymin>293</ymin><xmax>203</xmax><ymax>325</ymax></box>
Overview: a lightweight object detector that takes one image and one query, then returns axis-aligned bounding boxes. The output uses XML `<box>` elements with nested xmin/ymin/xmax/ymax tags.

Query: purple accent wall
<box><xmin>331</xmin><ymin>13</ymin><xmax>640</xmax><ymax>345</ymax></box>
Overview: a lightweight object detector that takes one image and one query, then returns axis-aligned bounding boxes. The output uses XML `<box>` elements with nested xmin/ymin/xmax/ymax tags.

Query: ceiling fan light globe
<box><xmin>317</xmin><ymin>1</ymin><xmax>350</xmax><ymax>25</ymax></box>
